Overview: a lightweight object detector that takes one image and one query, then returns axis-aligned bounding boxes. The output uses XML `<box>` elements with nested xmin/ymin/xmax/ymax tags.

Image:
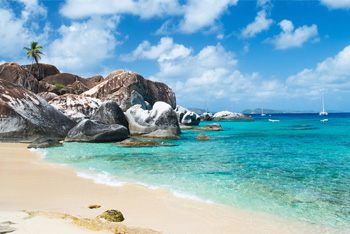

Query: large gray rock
<box><xmin>90</xmin><ymin>101</ymin><xmax>128</xmax><ymax>129</ymax></box>
<box><xmin>49</xmin><ymin>94</ymin><xmax>101</xmax><ymax>122</ymax></box>
<box><xmin>213</xmin><ymin>111</ymin><xmax>253</xmax><ymax>120</ymax></box>
<box><xmin>37</xmin><ymin>91</ymin><xmax>58</xmax><ymax>102</ymax></box>
<box><xmin>175</xmin><ymin>105</ymin><xmax>200</xmax><ymax>126</ymax></box>
<box><xmin>84</xmin><ymin>70</ymin><xmax>176</xmax><ymax>111</ymax></box>
<box><xmin>140</xmin><ymin>129</ymin><xmax>178</xmax><ymax>140</ymax></box>
<box><xmin>200</xmin><ymin>112</ymin><xmax>213</xmax><ymax>121</ymax></box>
<box><xmin>194</xmin><ymin>123</ymin><xmax>223</xmax><ymax>131</ymax></box>
<box><xmin>28</xmin><ymin>136</ymin><xmax>62</xmax><ymax>148</ymax></box>
<box><xmin>65</xmin><ymin>119</ymin><xmax>129</xmax><ymax>143</ymax></box>
<box><xmin>125</xmin><ymin>102</ymin><xmax>181</xmax><ymax>135</ymax></box>
<box><xmin>0</xmin><ymin>80</ymin><xmax>75</xmax><ymax>141</ymax></box>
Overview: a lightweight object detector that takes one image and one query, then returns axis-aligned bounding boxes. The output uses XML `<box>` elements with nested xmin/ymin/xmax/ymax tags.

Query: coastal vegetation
<box><xmin>23</xmin><ymin>42</ymin><xmax>44</xmax><ymax>85</ymax></box>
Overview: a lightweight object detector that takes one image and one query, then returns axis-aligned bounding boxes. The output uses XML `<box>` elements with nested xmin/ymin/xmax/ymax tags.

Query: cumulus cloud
<box><xmin>287</xmin><ymin>45</ymin><xmax>350</xmax><ymax>93</ymax></box>
<box><xmin>44</xmin><ymin>16</ymin><xmax>120</xmax><ymax>74</ymax></box>
<box><xmin>0</xmin><ymin>1</ymin><xmax>48</xmax><ymax>60</ymax></box>
<box><xmin>241</xmin><ymin>10</ymin><xmax>273</xmax><ymax>38</ymax></box>
<box><xmin>319</xmin><ymin>0</ymin><xmax>350</xmax><ymax>9</ymax></box>
<box><xmin>120</xmin><ymin>37</ymin><xmax>192</xmax><ymax>62</ymax></box>
<box><xmin>60</xmin><ymin>0</ymin><xmax>237</xmax><ymax>34</ymax></box>
<box><xmin>179</xmin><ymin>0</ymin><xmax>238</xmax><ymax>33</ymax></box>
<box><xmin>267</xmin><ymin>19</ymin><xmax>319</xmax><ymax>50</ymax></box>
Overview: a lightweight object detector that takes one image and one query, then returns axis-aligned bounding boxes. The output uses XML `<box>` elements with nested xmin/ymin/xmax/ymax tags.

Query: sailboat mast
<box><xmin>322</xmin><ymin>95</ymin><xmax>325</xmax><ymax>112</ymax></box>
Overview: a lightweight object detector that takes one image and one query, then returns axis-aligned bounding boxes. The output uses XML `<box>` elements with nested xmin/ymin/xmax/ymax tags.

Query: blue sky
<box><xmin>1</xmin><ymin>0</ymin><xmax>350</xmax><ymax>112</ymax></box>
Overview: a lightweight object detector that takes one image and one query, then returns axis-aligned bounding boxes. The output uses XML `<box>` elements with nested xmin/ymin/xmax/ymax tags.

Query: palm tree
<box><xmin>23</xmin><ymin>42</ymin><xmax>45</xmax><ymax>87</ymax></box>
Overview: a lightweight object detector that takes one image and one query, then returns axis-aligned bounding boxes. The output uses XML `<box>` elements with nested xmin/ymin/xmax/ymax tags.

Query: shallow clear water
<box><xmin>43</xmin><ymin>113</ymin><xmax>350</xmax><ymax>228</ymax></box>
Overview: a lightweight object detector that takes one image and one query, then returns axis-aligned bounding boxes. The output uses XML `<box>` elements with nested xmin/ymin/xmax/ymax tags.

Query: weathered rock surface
<box><xmin>84</xmin><ymin>70</ymin><xmax>176</xmax><ymax>111</ymax></box>
<box><xmin>21</xmin><ymin>63</ymin><xmax>60</xmax><ymax>81</ymax></box>
<box><xmin>120</xmin><ymin>138</ymin><xmax>175</xmax><ymax>147</ymax></box>
<box><xmin>37</xmin><ymin>92</ymin><xmax>58</xmax><ymax>102</ymax></box>
<box><xmin>65</xmin><ymin>119</ymin><xmax>129</xmax><ymax>143</ymax></box>
<box><xmin>200</xmin><ymin>112</ymin><xmax>213</xmax><ymax>121</ymax></box>
<box><xmin>90</xmin><ymin>101</ymin><xmax>128</xmax><ymax>129</ymax></box>
<box><xmin>87</xmin><ymin>75</ymin><xmax>104</xmax><ymax>85</ymax></box>
<box><xmin>179</xmin><ymin>124</ymin><xmax>194</xmax><ymax>130</ymax></box>
<box><xmin>194</xmin><ymin>123</ymin><xmax>223</xmax><ymax>131</ymax></box>
<box><xmin>49</xmin><ymin>94</ymin><xmax>101</xmax><ymax>122</ymax></box>
<box><xmin>0</xmin><ymin>62</ymin><xmax>46</xmax><ymax>93</ymax></box>
<box><xmin>27</xmin><ymin>136</ymin><xmax>62</xmax><ymax>148</ymax></box>
<box><xmin>40</xmin><ymin>73</ymin><xmax>95</xmax><ymax>95</ymax></box>
<box><xmin>125</xmin><ymin>102</ymin><xmax>181</xmax><ymax>135</ymax></box>
<box><xmin>140</xmin><ymin>129</ymin><xmax>178</xmax><ymax>139</ymax></box>
<box><xmin>97</xmin><ymin>210</ymin><xmax>124</xmax><ymax>222</ymax></box>
<box><xmin>175</xmin><ymin>105</ymin><xmax>200</xmax><ymax>126</ymax></box>
<box><xmin>213</xmin><ymin>111</ymin><xmax>253</xmax><ymax>120</ymax></box>
<box><xmin>196</xmin><ymin>133</ymin><xmax>210</xmax><ymax>140</ymax></box>
<box><xmin>0</xmin><ymin>80</ymin><xmax>75</xmax><ymax>141</ymax></box>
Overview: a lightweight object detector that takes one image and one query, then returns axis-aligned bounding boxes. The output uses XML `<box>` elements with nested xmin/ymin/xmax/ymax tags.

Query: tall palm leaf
<box><xmin>23</xmin><ymin>42</ymin><xmax>45</xmax><ymax>88</ymax></box>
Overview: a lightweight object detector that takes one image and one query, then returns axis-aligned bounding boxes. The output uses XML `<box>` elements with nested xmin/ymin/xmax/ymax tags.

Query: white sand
<box><xmin>0</xmin><ymin>143</ymin><xmax>349</xmax><ymax>234</ymax></box>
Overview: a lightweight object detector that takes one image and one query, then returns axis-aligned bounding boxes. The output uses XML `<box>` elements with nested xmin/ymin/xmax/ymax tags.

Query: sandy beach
<box><xmin>0</xmin><ymin>143</ymin><xmax>348</xmax><ymax>234</ymax></box>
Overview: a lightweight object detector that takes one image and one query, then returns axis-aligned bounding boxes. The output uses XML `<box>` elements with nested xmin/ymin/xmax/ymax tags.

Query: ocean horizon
<box><xmin>36</xmin><ymin>113</ymin><xmax>350</xmax><ymax>229</ymax></box>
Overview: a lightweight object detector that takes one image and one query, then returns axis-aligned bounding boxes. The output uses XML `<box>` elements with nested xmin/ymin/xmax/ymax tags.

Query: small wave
<box><xmin>171</xmin><ymin>190</ymin><xmax>216</xmax><ymax>205</ymax></box>
<box><xmin>29</xmin><ymin>148</ymin><xmax>47</xmax><ymax>158</ymax></box>
<box><xmin>76</xmin><ymin>170</ymin><xmax>126</xmax><ymax>187</ymax></box>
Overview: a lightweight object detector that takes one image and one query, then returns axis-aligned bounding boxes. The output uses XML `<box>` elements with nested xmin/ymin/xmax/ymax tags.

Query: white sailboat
<box><xmin>261</xmin><ymin>105</ymin><xmax>266</xmax><ymax>116</ymax></box>
<box><xmin>319</xmin><ymin>95</ymin><xmax>328</xmax><ymax>116</ymax></box>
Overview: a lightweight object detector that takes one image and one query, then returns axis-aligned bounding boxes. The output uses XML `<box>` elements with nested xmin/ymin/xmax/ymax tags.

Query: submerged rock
<box><xmin>65</xmin><ymin>119</ymin><xmax>129</xmax><ymax>143</ymax></box>
<box><xmin>90</xmin><ymin>101</ymin><xmax>128</xmax><ymax>129</ymax></box>
<box><xmin>125</xmin><ymin>101</ymin><xmax>181</xmax><ymax>135</ymax></box>
<box><xmin>194</xmin><ymin>123</ymin><xmax>223</xmax><ymax>131</ymax></box>
<box><xmin>27</xmin><ymin>136</ymin><xmax>62</xmax><ymax>148</ymax></box>
<box><xmin>179</xmin><ymin>124</ymin><xmax>194</xmax><ymax>130</ymax></box>
<box><xmin>196</xmin><ymin>133</ymin><xmax>210</xmax><ymax>140</ymax></box>
<box><xmin>120</xmin><ymin>138</ymin><xmax>175</xmax><ymax>147</ymax></box>
<box><xmin>98</xmin><ymin>210</ymin><xmax>124</xmax><ymax>222</ymax></box>
<box><xmin>84</xmin><ymin>70</ymin><xmax>176</xmax><ymax>111</ymax></box>
<box><xmin>175</xmin><ymin>105</ymin><xmax>200</xmax><ymax>126</ymax></box>
<box><xmin>140</xmin><ymin>129</ymin><xmax>178</xmax><ymax>139</ymax></box>
<box><xmin>0</xmin><ymin>80</ymin><xmax>75</xmax><ymax>141</ymax></box>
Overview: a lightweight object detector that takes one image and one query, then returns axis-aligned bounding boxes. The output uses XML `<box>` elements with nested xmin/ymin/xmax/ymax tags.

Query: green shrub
<box><xmin>56</xmin><ymin>84</ymin><xmax>66</xmax><ymax>89</ymax></box>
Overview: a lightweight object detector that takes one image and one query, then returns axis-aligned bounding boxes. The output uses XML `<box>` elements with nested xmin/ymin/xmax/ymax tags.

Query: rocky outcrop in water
<box><xmin>65</xmin><ymin>119</ymin><xmax>129</xmax><ymax>143</ymax></box>
<box><xmin>0</xmin><ymin>62</ymin><xmax>45</xmax><ymax>93</ymax></box>
<box><xmin>200</xmin><ymin>112</ymin><xmax>213</xmax><ymax>121</ymax></box>
<box><xmin>90</xmin><ymin>101</ymin><xmax>128</xmax><ymax>129</ymax></box>
<box><xmin>27</xmin><ymin>136</ymin><xmax>62</xmax><ymax>148</ymax></box>
<box><xmin>140</xmin><ymin>129</ymin><xmax>178</xmax><ymax>139</ymax></box>
<box><xmin>120</xmin><ymin>138</ymin><xmax>175</xmax><ymax>147</ymax></box>
<box><xmin>0</xmin><ymin>80</ymin><xmax>75</xmax><ymax>141</ymax></box>
<box><xmin>196</xmin><ymin>133</ymin><xmax>210</xmax><ymax>140</ymax></box>
<box><xmin>84</xmin><ymin>70</ymin><xmax>176</xmax><ymax>111</ymax></box>
<box><xmin>49</xmin><ymin>94</ymin><xmax>101</xmax><ymax>122</ymax></box>
<box><xmin>194</xmin><ymin>123</ymin><xmax>223</xmax><ymax>131</ymax></box>
<box><xmin>125</xmin><ymin>102</ymin><xmax>181</xmax><ymax>135</ymax></box>
<box><xmin>175</xmin><ymin>105</ymin><xmax>200</xmax><ymax>126</ymax></box>
<box><xmin>213</xmin><ymin>111</ymin><xmax>253</xmax><ymax>120</ymax></box>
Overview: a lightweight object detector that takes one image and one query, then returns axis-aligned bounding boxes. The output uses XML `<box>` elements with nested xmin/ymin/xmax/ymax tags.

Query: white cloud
<box><xmin>241</xmin><ymin>10</ymin><xmax>273</xmax><ymax>38</ymax></box>
<box><xmin>179</xmin><ymin>0</ymin><xmax>238</xmax><ymax>33</ymax></box>
<box><xmin>60</xmin><ymin>0</ymin><xmax>182</xmax><ymax>19</ymax></box>
<box><xmin>319</xmin><ymin>0</ymin><xmax>350</xmax><ymax>9</ymax></box>
<box><xmin>0</xmin><ymin>1</ymin><xmax>48</xmax><ymax>60</ymax></box>
<box><xmin>267</xmin><ymin>19</ymin><xmax>319</xmax><ymax>50</ymax></box>
<box><xmin>287</xmin><ymin>45</ymin><xmax>350</xmax><ymax>93</ymax></box>
<box><xmin>60</xmin><ymin>0</ymin><xmax>237</xmax><ymax>34</ymax></box>
<box><xmin>257</xmin><ymin>0</ymin><xmax>271</xmax><ymax>8</ymax></box>
<box><xmin>44</xmin><ymin>16</ymin><xmax>119</xmax><ymax>75</ymax></box>
<box><xmin>120</xmin><ymin>37</ymin><xmax>192</xmax><ymax>62</ymax></box>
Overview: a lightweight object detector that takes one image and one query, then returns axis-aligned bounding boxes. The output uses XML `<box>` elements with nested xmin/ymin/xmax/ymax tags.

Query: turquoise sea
<box><xmin>41</xmin><ymin>113</ymin><xmax>350</xmax><ymax>229</ymax></box>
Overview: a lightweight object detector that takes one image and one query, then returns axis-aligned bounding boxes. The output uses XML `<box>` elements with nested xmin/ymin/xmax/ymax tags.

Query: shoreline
<box><xmin>0</xmin><ymin>143</ymin><xmax>348</xmax><ymax>234</ymax></box>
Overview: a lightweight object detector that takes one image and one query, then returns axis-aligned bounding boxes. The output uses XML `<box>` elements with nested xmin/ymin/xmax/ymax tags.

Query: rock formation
<box><xmin>200</xmin><ymin>112</ymin><xmax>214</xmax><ymax>121</ymax></box>
<box><xmin>125</xmin><ymin>102</ymin><xmax>181</xmax><ymax>135</ymax></box>
<box><xmin>49</xmin><ymin>94</ymin><xmax>101</xmax><ymax>122</ymax></box>
<box><xmin>175</xmin><ymin>105</ymin><xmax>200</xmax><ymax>125</ymax></box>
<box><xmin>65</xmin><ymin>119</ymin><xmax>129</xmax><ymax>143</ymax></box>
<box><xmin>120</xmin><ymin>138</ymin><xmax>176</xmax><ymax>147</ymax></box>
<box><xmin>140</xmin><ymin>129</ymin><xmax>179</xmax><ymax>139</ymax></box>
<box><xmin>40</xmin><ymin>73</ymin><xmax>95</xmax><ymax>95</ymax></box>
<box><xmin>90</xmin><ymin>101</ymin><xmax>128</xmax><ymax>129</ymax></box>
<box><xmin>84</xmin><ymin>70</ymin><xmax>176</xmax><ymax>111</ymax></box>
<box><xmin>0</xmin><ymin>80</ymin><xmax>75</xmax><ymax>141</ymax></box>
<box><xmin>196</xmin><ymin>133</ymin><xmax>210</xmax><ymax>140</ymax></box>
<box><xmin>213</xmin><ymin>111</ymin><xmax>253</xmax><ymax>120</ymax></box>
<box><xmin>21</xmin><ymin>63</ymin><xmax>60</xmax><ymax>81</ymax></box>
<box><xmin>194</xmin><ymin>123</ymin><xmax>223</xmax><ymax>131</ymax></box>
<box><xmin>0</xmin><ymin>62</ymin><xmax>45</xmax><ymax>93</ymax></box>
<box><xmin>37</xmin><ymin>92</ymin><xmax>58</xmax><ymax>102</ymax></box>
<box><xmin>27</xmin><ymin>136</ymin><xmax>62</xmax><ymax>148</ymax></box>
